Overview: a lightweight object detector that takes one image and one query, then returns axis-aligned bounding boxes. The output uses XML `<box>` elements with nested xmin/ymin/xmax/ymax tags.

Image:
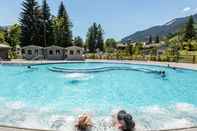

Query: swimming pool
<box><xmin>0</xmin><ymin>62</ymin><xmax>196</xmax><ymax>130</ymax></box>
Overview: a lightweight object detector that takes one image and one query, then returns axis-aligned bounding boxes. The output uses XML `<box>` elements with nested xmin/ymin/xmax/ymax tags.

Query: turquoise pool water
<box><xmin>0</xmin><ymin>62</ymin><xmax>197</xmax><ymax>130</ymax></box>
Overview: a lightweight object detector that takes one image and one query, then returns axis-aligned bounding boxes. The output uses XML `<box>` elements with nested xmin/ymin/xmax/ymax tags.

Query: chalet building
<box><xmin>0</xmin><ymin>43</ymin><xmax>11</xmax><ymax>60</ymax></box>
<box><xmin>22</xmin><ymin>45</ymin><xmax>44</xmax><ymax>60</ymax></box>
<box><xmin>65</xmin><ymin>46</ymin><xmax>84</xmax><ymax>60</ymax></box>
<box><xmin>22</xmin><ymin>45</ymin><xmax>84</xmax><ymax>60</ymax></box>
<box><xmin>45</xmin><ymin>45</ymin><xmax>64</xmax><ymax>60</ymax></box>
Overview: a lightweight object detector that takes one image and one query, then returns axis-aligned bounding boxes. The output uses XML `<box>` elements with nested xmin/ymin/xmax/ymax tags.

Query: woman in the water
<box><xmin>115</xmin><ymin>110</ymin><xmax>135</xmax><ymax>131</ymax></box>
<box><xmin>75</xmin><ymin>114</ymin><xmax>92</xmax><ymax>131</ymax></box>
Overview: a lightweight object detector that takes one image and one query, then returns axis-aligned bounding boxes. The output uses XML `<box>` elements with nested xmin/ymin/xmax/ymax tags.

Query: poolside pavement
<box><xmin>1</xmin><ymin>59</ymin><xmax>197</xmax><ymax>70</ymax></box>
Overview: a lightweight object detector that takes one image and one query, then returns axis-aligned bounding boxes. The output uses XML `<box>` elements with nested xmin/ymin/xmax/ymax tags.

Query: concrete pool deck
<box><xmin>0</xmin><ymin>59</ymin><xmax>197</xmax><ymax>131</ymax></box>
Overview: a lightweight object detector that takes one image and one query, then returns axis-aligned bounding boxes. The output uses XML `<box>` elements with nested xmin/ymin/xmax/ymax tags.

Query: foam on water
<box><xmin>64</xmin><ymin>73</ymin><xmax>93</xmax><ymax>81</ymax></box>
<box><xmin>7</xmin><ymin>101</ymin><xmax>25</xmax><ymax>110</ymax></box>
<box><xmin>0</xmin><ymin>98</ymin><xmax>196</xmax><ymax>131</ymax></box>
<box><xmin>175</xmin><ymin>103</ymin><xmax>196</xmax><ymax>112</ymax></box>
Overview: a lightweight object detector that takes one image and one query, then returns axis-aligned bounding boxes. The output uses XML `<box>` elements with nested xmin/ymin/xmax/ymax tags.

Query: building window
<box><xmin>22</xmin><ymin>49</ymin><xmax>25</xmax><ymax>54</ymax></box>
<box><xmin>27</xmin><ymin>50</ymin><xmax>32</xmax><ymax>55</ymax></box>
<box><xmin>70</xmin><ymin>50</ymin><xmax>74</xmax><ymax>55</ymax></box>
<box><xmin>35</xmin><ymin>49</ymin><xmax>38</xmax><ymax>55</ymax></box>
<box><xmin>49</xmin><ymin>50</ymin><xmax>53</xmax><ymax>55</ymax></box>
<box><xmin>77</xmin><ymin>50</ymin><xmax>80</xmax><ymax>55</ymax></box>
<box><xmin>56</xmin><ymin>50</ymin><xmax>60</xmax><ymax>55</ymax></box>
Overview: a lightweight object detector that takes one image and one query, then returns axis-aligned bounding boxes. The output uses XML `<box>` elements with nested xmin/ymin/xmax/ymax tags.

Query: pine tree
<box><xmin>184</xmin><ymin>15</ymin><xmax>196</xmax><ymax>41</ymax></box>
<box><xmin>155</xmin><ymin>35</ymin><xmax>160</xmax><ymax>43</ymax></box>
<box><xmin>96</xmin><ymin>24</ymin><xmax>104</xmax><ymax>51</ymax></box>
<box><xmin>20</xmin><ymin>0</ymin><xmax>42</xmax><ymax>46</ymax></box>
<box><xmin>41</xmin><ymin>0</ymin><xmax>53</xmax><ymax>47</ymax></box>
<box><xmin>74</xmin><ymin>36</ymin><xmax>83</xmax><ymax>47</ymax></box>
<box><xmin>148</xmin><ymin>35</ymin><xmax>152</xmax><ymax>44</ymax></box>
<box><xmin>52</xmin><ymin>17</ymin><xmax>65</xmax><ymax>47</ymax></box>
<box><xmin>86</xmin><ymin>23</ymin><xmax>97</xmax><ymax>52</ymax></box>
<box><xmin>57</xmin><ymin>1</ymin><xmax>73</xmax><ymax>47</ymax></box>
<box><xmin>86</xmin><ymin>23</ymin><xmax>104</xmax><ymax>52</ymax></box>
<box><xmin>86</xmin><ymin>26</ymin><xmax>95</xmax><ymax>52</ymax></box>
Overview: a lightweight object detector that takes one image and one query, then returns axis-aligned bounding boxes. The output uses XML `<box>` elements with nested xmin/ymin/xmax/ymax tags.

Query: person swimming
<box><xmin>116</xmin><ymin>110</ymin><xmax>135</xmax><ymax>131</ymax></box>
<box><xmin>160</xmin><ymin>71</ymin><xmax>166</xmax><ymax>77</ymax></box>
<box><xmin>27</xmin><ymin>66</ymin><xmax>31</xmax><ymax>69</ymax></box>
<box><xmin>75</xmin><ymin>114</ymin><xmax>92</xmax><ymax>131</ymax></box>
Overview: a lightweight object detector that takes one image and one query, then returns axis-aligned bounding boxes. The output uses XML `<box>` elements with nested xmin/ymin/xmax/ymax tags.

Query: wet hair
<box><xmin>122</xmin><ymin>113</ymin><xmax>135</xmax><ymax>131</ymax></box>
<box><xmin>27</xmin><ymin>66</ymin><xmax>31</xmax><ymax>69</ymax></box>
<box><xmin>117</xmin><ymin>111</ymin><xmax>135</xmax><ymax>131</ymax></box>
<box><xmin>76</xmin><ymin>115</ymin><xmax>92</xmax><ymax>131</ymax></box>
<box><xmin>117</xmin><ymin>110</ymin><xmax>127</xmax><ymax>121</ymax></box>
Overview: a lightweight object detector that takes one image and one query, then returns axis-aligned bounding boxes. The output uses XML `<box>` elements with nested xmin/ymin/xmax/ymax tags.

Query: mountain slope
<box><xmin>122</xmin><ymin>14</ymin><xmax>197</xmax><ymax>43</ymax></box>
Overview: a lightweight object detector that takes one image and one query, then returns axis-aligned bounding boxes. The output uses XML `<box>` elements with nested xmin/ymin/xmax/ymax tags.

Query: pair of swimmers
<box><xmin>75</xmin><ymin>110</ymin><xmax>135</xmax><ymax>131</ymax></box>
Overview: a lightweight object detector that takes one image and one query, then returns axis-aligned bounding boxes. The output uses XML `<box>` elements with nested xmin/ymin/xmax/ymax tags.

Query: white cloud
<box><xmin>183</xmin><ymin>7</ymin><xmax>191</xmax><ymax>12</ymax></box>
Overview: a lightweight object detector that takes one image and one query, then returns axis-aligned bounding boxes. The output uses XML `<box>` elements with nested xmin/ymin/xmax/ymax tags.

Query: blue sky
<box><xmin>0</xmin><ymin>0</ymin><xmax>197</xmax><ymax>40</ymax></box>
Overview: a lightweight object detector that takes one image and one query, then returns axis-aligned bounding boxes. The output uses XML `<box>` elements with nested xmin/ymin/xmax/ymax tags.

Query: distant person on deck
<box><xmin>115</xmin><ymin>110</ymin><xmax>135</xmax><ymax>131</ymax></box>
<box><xmin>75</xmin><ymin>114</ymin><xmax>92</xmax><ymax>131</ymax></box>
<box><xmin>168</xmin><ymin>64</ymin><xmax>176</xmax><ymax>70</ymax></box>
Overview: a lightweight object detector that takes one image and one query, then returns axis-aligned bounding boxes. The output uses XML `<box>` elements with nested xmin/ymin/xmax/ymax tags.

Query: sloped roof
<box><xmin>0</xmin><ymin>43</ymin><xmax>11</xmax><ymax>48</ymax></box>
<box><xmin>45</xmin><ymin>45</ymin><xmax>64</xmax><ymax>49</ymax></box>
<box><xmin>65</xmin><ymin>46</ymin><xmax>83</xmax><ymax>50</ymax></box>
<box><xmin>22</xmin><ymin>45</ymin><xmax>43</xmax><ymax>49</ymax></box>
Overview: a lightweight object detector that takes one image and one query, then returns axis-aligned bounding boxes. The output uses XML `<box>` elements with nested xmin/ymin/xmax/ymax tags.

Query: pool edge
<box><xmin>1</xmin><ymin>59</ymin><xmax>197</xmax><ymax>71</ymax></box>
<box><xmin>0</xmin><ymin>125</ymin><xmax>197</xmax><ymax>131</ymax></box>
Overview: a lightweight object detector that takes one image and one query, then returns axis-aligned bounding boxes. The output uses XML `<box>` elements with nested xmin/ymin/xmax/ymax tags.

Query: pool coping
<box><xmin>0</xmin><ymin>125</ymin><xmax>196</xmax><ymax>131</ymax></box>
<box><xmin>1</xmin><ymin>59</ymin><xmax>197</xmax><ymax>71</ymax></box>
<box><xmin>0</xmin><ymin>59</ymin><xmax>197</xmax><ymax>131</ymax></box>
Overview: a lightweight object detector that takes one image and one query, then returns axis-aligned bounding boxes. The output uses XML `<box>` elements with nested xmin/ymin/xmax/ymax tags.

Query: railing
<box><xmin>85</xmin><ymin>54</ymin><xmax>197</xmax><ymax>64</ymax></box>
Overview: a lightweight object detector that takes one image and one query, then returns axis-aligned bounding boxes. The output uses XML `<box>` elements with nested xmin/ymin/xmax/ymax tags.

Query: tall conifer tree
<box><xmin>20</xmin><ymin>0</ymin><xmax>42</xmax><ymax>46</ymax></box>
<box><xmin>86</xmin><ymin>23</ymin><xmax>104</xmax><ymax>52</ymax></box>
<box><xmin>184</xmin><ymin>15</ymin><xmax>196</xmax><ymax>41</ymax></box>
<box><xmin>41</xmin><ymin>0</ymin><xmax>53</xmax><ymax>46</ymax></box>
<box><xmin>57</xmin><ymin>1</ymin><xmax>73</xmax><ymax>47</ymax></box>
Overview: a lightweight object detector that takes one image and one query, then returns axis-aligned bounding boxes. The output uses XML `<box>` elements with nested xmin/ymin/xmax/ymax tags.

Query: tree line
<box><xmin>20</xmin><ymin>0</ymin><xmax>105</xmax><ymax>52</ymax></box>
<box><xmin>0</xmin><ymin>0</ymin><xmax>106</xmax><ymax>53</ymax></box>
